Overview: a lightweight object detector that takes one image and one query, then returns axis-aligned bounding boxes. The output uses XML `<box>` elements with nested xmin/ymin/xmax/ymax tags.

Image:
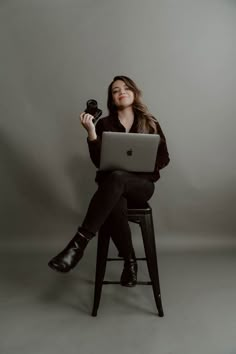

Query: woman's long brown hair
<box><xmin>107</xmin><ymin>75</ymin><xmax>158</xmax><ymax>133</ymax></box>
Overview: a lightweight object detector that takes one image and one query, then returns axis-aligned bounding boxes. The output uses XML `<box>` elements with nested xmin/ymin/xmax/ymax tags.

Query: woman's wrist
<box><xmin>88</xmin><ymin>130</ymin><xmax>97</xmax><ymax>141</ymax></box>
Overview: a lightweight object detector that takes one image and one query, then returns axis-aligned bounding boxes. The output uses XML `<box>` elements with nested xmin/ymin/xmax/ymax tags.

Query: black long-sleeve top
<box><xmin>87</xmin><ymin>112</ymin><xmax>170</xmax><ymax>183</ymax></box>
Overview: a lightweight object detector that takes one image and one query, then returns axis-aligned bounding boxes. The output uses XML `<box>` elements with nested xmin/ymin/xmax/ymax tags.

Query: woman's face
<box><xmin>111</xmin><ymin>80</ymin><xmax>135</xmax><ymax>109</ymax></box>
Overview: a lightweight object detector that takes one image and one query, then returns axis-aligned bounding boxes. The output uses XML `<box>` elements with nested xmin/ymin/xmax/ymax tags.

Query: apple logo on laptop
<box><xmin>126</xmin><ymin>149</ymin><xmax>133</xmax><ymax>156</ymax></box>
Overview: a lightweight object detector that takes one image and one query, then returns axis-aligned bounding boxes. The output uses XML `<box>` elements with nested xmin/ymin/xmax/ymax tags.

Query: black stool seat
<box><xmin>92</xmin><ymin>202</ymin><xmax>164</xmax><ymax>317</ymax></box>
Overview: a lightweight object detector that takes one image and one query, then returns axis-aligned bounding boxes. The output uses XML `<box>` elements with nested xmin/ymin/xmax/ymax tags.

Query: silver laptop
<box><xmin>99</xmin><ymin>132</ymin><xmax>160</xmax><ymax>172</ymax></box>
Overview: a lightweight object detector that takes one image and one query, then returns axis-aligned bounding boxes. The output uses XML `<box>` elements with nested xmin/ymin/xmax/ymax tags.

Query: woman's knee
<box><xmin>106</xmin><ymin>170</ymin><xmax>129</xmax><ymax>185</ymax></box>
<box><xmin>111</xmin><ymin>170</ymin><xmax>129</xmax><ymax>178</ymax></box>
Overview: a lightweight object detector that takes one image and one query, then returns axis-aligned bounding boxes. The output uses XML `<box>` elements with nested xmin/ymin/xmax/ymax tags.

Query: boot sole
<box><xmin>48</xmin><ymin>261</ymin><xmax>73</xmax><ymax>273</ymax></box>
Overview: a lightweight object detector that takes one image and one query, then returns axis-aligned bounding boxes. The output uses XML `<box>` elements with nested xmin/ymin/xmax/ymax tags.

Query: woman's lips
<box><xmin>119</xmin><ymin>96</ymin><xmax>128</xmax><ymax>100</ymax></box>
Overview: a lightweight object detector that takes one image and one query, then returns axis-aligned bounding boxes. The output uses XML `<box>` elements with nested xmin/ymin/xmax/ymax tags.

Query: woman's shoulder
<box><xmin>149</xmin><ymin>115</ymin><xmax>161</xmax><ymax>129</ymax></box>
<box><xmin>95</xmin><ymin>114</ymin><xmax>115</xmax><ymax>134</ymax></box>
<box><xmin>97</xmin><ymin>112</ymin><xmax>118</xmax><ymax>125</ymax></box>
<box><xmin>150</xmin><ymin>116</ymin><xmax>166</xmax><ymax>137</ymax></box>
<box><xmin>96</xmin><ymin>115</ymin><xmax>110</xmax><ymax>127</ymax></box>
<box><xmin>150</xmin><ymin>114</ymin><xmax>159</xmax><ymax>124</ymax></box>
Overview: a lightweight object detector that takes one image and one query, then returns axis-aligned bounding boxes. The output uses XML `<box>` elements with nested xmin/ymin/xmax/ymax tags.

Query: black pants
<box><xmin>79</xmin><ymin>170</ymin><xmax>155</xmax><ymax>259</ymax></box>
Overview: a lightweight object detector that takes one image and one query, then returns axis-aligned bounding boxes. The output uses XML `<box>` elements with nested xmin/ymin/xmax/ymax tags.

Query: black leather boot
<box><xmin>48</xmin><ymin>231</ymin><xmax>91</xmax><ymax>273</ymax></box>
<box><xmin>120</xmin><ymin>251</ymin><xmax>138</xmax><ymax>287</ymax></box>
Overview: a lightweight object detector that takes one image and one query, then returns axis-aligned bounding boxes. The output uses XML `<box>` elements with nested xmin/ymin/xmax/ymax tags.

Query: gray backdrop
<box><xmin>1</xmin><ymin>0</ymin><xmax>235</xmax><ymax>250</ymax></box>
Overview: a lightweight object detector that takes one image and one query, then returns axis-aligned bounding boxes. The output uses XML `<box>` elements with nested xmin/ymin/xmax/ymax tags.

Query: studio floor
<box><xmin>1</xmin><ymin>236</ymin><xmax>236</xmax><ymax>354</ymax></box>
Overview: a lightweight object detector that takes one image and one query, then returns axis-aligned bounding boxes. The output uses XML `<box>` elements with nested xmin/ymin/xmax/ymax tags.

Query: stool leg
<box><xmin>91</xmin><ymin>225</ymin><xmax>110</xmax><ymax>317</ymax></box>
<box><xmin>140</xmin><ymin>214</ymin><xmax>164</xmax><ymax>317</ymax></box>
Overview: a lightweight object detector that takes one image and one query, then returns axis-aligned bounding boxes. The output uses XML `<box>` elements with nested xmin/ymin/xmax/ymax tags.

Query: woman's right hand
<box><xmin>80</xmin><ymin>112</ymin><xmax>97</xmax><ymax>141</ymax></box>
<box><xmin>80</xmin><ymin>112</ymin><xmax>96</xmax><ymax>134</ymax></box>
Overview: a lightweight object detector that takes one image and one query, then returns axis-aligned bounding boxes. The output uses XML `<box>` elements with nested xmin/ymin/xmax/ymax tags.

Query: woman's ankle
<box><xmin>123</xmin><ymin>248</ymin><xmax>136</xmax><ymax>262</ymax></box>
<box><xmin>77</xmin><ymin>227</ymin><xmax>95</xmax><ymax>240</ymax></box>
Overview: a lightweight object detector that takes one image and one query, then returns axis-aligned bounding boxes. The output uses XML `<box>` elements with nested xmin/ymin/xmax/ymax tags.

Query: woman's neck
<box><xmin>117</xmin><ymin>107</ymin><xmax>134</xmax><ymax>122</ymax></box>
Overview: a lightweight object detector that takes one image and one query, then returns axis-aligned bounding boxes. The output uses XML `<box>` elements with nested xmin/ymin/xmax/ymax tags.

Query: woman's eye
<box><xmin>113</xmin><ymin>87</ymin><xmax>129</xmax><ymax>94</ymax></box>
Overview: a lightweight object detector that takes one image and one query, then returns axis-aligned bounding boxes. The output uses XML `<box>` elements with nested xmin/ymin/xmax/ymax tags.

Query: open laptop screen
<box><xmin>99</xmin><ymin>132</ymin><xmax>160</xmax><ymax>172</ymax></box>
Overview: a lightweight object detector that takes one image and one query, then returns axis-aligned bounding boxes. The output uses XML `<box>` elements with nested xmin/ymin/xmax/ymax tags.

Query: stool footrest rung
<box><xmin>107</xmin><ymin>257</ymin><xmax>147</xmax><ymax>261</ymax></box>
<box><xmin>103</xmin><ymin>281</ymin><xmax>153</xmax><ymax>285</ymax></box>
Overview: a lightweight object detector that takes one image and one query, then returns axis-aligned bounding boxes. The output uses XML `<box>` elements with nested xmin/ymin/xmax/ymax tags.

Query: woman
<box><xmin>48</xmin><ymin>75</ymin><xmax>170</xmax><ymax>287</ymax></box>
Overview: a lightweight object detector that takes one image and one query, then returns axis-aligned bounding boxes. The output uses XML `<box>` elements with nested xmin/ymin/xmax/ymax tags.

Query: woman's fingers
<box><xmin>80</xmin><ymin>112</ymin><xmax>95</xmax><ymax>131</ymax></box>
<box><xmin>80</xmin><ymin>112</ymin><xmax>93</xmax><ymax>122</ymax></box>
<box><xmin>80</xmin><ymin>112</ymin><xmax>85</xmax><ymax>120</ymax></box>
